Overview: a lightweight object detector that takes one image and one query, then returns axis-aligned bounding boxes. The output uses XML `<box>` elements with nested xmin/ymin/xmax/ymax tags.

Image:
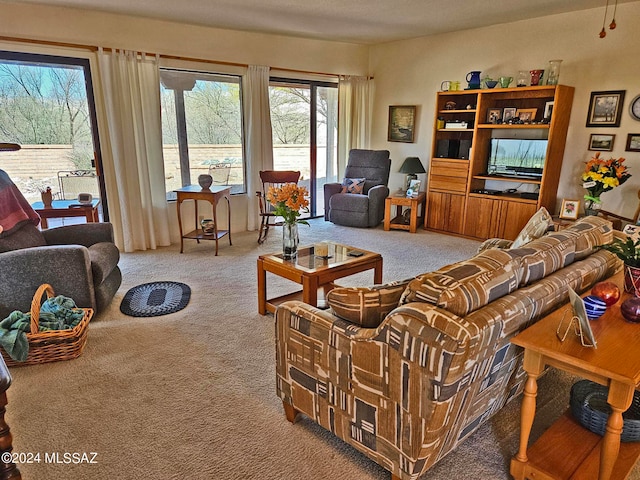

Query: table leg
<box><xmin>211</xmin><ymin>198</ymin><xmax>219</xmax><ymax>256</ymax></box>
<box><xmin>40</xmin><ymin>217</ymin><xmax>48</xmax><ymax>229</ymax></box>
<box><xmin>515</xmin><ymin>351</ymin><xmax>544</xmax><ymax>466</ymax></box>
<box><xmin>373</xmin><ymin>258</ymin><xmax>383</xmax><ymax>284</ymax></box>
<box><xmin>302</xmin><ymin>275</ymin><xmax>319</xmax><ymax>307</ymax></box>
<box><xmin>176</xmin><ymin>198</ymin><xmax>185</xmax><ymax>254</ymax></box>
<box><xmin>85</xmin><ymin>208</ymin><xmax>93</xmax><ymax>224</ymax></box>
<box><xmin>257</xmin><ymin>259</ymin><xmax>267</xmax><ymax>315</ymax></box>
<box><xmin>409</xmin><ymin>201</ymin><xmax>419</xmax><ymax>233</ymax></box>
<box><xmin>599</xmin><ymin>381</ymin><xmax>635</xmax><ymax>480</ymax></box>
<box><xmin>384</xmin><ymin>198</ymin><xmax>391</xmax><ymax>231</ymax></box>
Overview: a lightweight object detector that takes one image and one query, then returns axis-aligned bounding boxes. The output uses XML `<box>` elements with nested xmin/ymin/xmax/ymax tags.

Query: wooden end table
<box><xmin>257</xmin><ymin>242</ymin><xmax>383</xmax><ymax>315</ymax></box>
<box><xmin>510</xmin><ymin>271</ymin><xmax>640</xmax><ymax>480</ymax></box>
<box><xmin>384</xmin><ymin>191</ymin><xmax>426</xmax><ymax>233</ymax></box>
<box><xmin>175</xmin><ymin>185</ymin><xmax>232</xmax><ymax>255</ymax></box>
<box><xmin>32</xmin><ymin>199</ymin><xmax>101</xmax><ymax>229</ymax></box>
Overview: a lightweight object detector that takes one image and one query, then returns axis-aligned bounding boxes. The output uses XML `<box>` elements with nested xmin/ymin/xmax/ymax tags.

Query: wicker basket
<box><xmin>1</xmin><ymin>284</ymin><xmax>93</xmax><ymax>367</ymax></box>
<box><xmin>570</xmin><ymin>380</ymin><xmax>640</xmax><ymax>442</ymax></box>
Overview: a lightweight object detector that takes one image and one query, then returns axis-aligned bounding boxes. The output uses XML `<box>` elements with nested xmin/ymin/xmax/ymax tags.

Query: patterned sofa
<box><xmin>275</xmin><ymin>216</ymin><xmax>620</xmax><ymax>480</ymax></box>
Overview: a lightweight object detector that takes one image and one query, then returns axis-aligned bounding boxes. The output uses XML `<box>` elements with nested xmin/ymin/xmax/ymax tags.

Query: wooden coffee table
<box><xmin>510</xmin><ymin>271</ymin><xmax>640</xmax><ymax>480</ymax></box>
<box><xmin>257</xmin><ymin>242</ymin><xmax>383</xmax><ymax>315</ymax></box>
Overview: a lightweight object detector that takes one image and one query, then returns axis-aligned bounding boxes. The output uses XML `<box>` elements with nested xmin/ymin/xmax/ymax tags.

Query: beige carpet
<box><xmin>5</xmin><ymin>219</ymin><xmax>636</xmax><ymax>480</ymax></box>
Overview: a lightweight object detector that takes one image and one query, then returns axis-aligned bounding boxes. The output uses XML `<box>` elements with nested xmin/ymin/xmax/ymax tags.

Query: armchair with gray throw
<box><xmin>0</xmin><ymin>169</ymin><xmax>121</xmax><ymax>320</ymax></box>
<box><xmin>324</xmin><ymin>149</ymin><xmax>391</xmax><ymax>228</ymax></box>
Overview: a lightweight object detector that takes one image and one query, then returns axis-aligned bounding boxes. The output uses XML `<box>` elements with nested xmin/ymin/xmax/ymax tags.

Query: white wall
<box><xmin>369</xmin><ymin>2</ymin><xmax>640</xmax><ymax>219</ymax></box>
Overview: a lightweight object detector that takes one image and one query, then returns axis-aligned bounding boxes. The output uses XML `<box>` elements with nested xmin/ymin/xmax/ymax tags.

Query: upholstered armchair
<box><xmin>0</xmin><ymin>169</ymin><xmax>121</xmax><ymax>319</ymax></box>
<box><xmin>324</xmin><ymin>149</ymin><xmax>391</xmax><ymax>228</ymax></box>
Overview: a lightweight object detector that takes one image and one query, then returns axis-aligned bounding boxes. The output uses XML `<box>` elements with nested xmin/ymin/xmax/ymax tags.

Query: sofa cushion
<box><xmin>509</xmin><ymin>231</ymin><xmax>576</xmax><ymax>286</ymax></box>
<box><xmin>88</xmin><ymin>242</ymin><xmax>120</xmax><ymax>285</ymax></box>
<box><xmin>0</xmin><ymin>224</ymin><xmax>46</xmax><ymax>253</ymax></box>
<box><xmin>563</xmin><ymin>216</ymin><xmax>613</xmax><ymax>259</ymax></box>
<box><xmin>400</xmin><ymin>249</ymin><xmax>521</xmax><ymax>316</ymax></box>
<box><xmin>326</xmin><ymin>278</ymin><xmax>412</xmax><ymax>328</ymax></box>
<box><xmin>511</xmin><ymin>207</ymin><xmax>554</xmax><ymax>248</ymax></box>
<box><xmin>341</xmin><ymin>177</ymin><xmax>366</xmax><ymax>194</ymax></box>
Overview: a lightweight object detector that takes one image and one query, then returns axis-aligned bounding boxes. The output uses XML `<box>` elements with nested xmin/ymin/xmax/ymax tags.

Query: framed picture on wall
<box><xmin>626</xmin><ymin>133</ymin><xmax>640</xmax><ymax>152</ymax></box>
<box><xmin>586</xmin><ymin>90</ymin><xmax>626</xmax><ymax>127</ymax></box>
<box><xmin>388</xmin><ymin>105</ymin><xmax>416</xmax><ymax>143</ymax></box>
<box><xmin>588</xmin><ymin>134</ymin><xmax>615</xmax><ymax>151</ymax></box>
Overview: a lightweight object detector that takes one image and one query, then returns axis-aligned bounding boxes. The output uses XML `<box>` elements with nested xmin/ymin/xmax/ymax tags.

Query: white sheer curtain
<box><xmin>243</xmin><ymin>65</ymin><xmax>274</xmax><ymax>231</ymax></box>
<box><xmin>337</xmin><ymin>75</ymin><xmax>374</xmax><ymax>176</ymax></box>
<box><xmin>96</xmin><ymin>48</ymin><xmax>171</xmax><ymax>252</ymax></box>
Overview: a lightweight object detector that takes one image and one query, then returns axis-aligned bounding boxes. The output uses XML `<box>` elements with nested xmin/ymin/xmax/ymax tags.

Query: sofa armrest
<box><xmin>367</xmin><ymin>185</ymin><xmax>390</xmax><ymax>226</ymax></box>
<box><xmin>0</xmin><ymin>245</ymin><xmax>95</xmax><ymax>318</ymax></box>
<box><xmin>42</xmin><ymin>223</ymin><xmax>115</xmax><ymax>247</ymax></box>
<box><xmin>323</xmin><ymin>182</ymin><xmax>342</xmax><ymax>220</ymax></box>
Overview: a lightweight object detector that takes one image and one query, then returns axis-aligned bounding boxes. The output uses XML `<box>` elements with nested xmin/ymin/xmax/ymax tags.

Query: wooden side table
<box><xmin>510</xmin><ymin>271</ymin><xmax>640</xmax><ymax>480</ymax></box>
<box><xmin>32</xmin><ymin>199</ymin><xmax>101</xmax><ymax>229</ymax></box>
<box><xmin>175</xmin><ymin>185</ymin><xmax>232</xmax><ymax>255</ymax></box>
<box><xmin>384</xmin><ymin>191</ymin><xmax>426</xmax><ymax>233</ymax></box>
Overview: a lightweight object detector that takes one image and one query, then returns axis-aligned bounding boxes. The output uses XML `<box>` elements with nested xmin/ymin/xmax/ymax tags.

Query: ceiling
<box><xmin>5</xmin><ymin>0</ymin><xmax>634</xmax><ymax>44</ymax></box>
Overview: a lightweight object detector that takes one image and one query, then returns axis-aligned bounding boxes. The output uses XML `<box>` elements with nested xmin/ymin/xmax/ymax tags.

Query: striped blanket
<box><xmin>0</xmin><ymin>169</ymin><xmax>40</xmax><ymax>237</ymax></box>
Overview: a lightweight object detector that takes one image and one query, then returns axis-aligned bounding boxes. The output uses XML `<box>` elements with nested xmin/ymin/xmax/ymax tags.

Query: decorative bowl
<box><xmin>485</xmin><ymin>80</ymin><xmax>498</xmax><ymax>89</ymax></box>
<box><xmin>621</xmin><ymin>297</ymin><xmax>640</xmax><ymax>323</ymax></box>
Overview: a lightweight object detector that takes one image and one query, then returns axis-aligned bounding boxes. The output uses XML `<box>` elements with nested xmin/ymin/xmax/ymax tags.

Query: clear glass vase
<box><xmin>546</xmin><ymin>60</ymin><xmax>563</xmax><ymax>85</ymax></box>
<box><xmin>282</xmin><ymin>222</ymin><xmax>299</xmax><ymax>260</ymax></box>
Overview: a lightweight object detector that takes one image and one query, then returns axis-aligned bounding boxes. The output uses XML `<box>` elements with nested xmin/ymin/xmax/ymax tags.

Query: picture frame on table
<box><xmin>502</xmin><ymin>107</ymin><xmax>517</xmax><ymax>122</ymax></box>
<box><xmin>626</xmin><ymin>133</ymin><xmax>640</xmax><ymax>152</ymax></box>
<box><xmin>516</xmin><ymin>108</ymin><xmax>537</xmax><ymax>122</ymax></box>
<box><xmin>406</xmin><ymin>179</ymin><xmax>421</xmax><ymax>197</ymax></box>
<box><xmin>388</xmin><ymin>105</ymin><xmax>416</xmax><ymax>143</ymax></box>
<box><xmin>586</xmin><ymin>90</ymin><xmax>626</xmax><ymax>127</ymax></box>
<box><xmin>588</xmin><ymin>134</ymin><xmax>615</xmax><ymax>151</ymax></box>
<box><xmin>544</xmin><ymin>101</ymin><xmax>554</xmax><ymax>120</ymax></box>
<box><xmin>567</xmin><ymin>288</ymin><xmax>597</xmax><ymax>348</ymax></box>
<box><xmin>559</xmin><ymin>199</ymin><xmax>580</xmax><ymax>220</ymax></box>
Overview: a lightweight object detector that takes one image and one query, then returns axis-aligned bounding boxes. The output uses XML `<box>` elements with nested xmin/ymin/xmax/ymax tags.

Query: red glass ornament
<box><xmin>621</xmin><ymin>297</ymin><xmax>640</xmax><ymax>323</ymax></box>
<box><xmin>591</xmin><ymin>281</ymin><xmax>621</xmax><ymax>306</ymax></box>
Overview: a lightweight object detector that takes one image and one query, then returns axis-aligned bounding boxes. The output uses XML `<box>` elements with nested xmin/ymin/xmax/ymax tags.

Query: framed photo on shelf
<box><xmin>487</xmin><ymin>108</ymin><xmax>502</xmax><ymax>124</ymax></box>
<box><xmin>388</xmin><ymin>105</ymin><xmax>416</xmax><ymax>143</ymax></box>
<box><xmin>544</xmin><ymin>101</ymin><xmax>554</xmax><ymax>120</ymax></box>
<box><xmin>502</xmin><ymin>107</ymin><xmax>517</xmax><ymax>122</ymax></box>
<box><xmin>588</xmin><ymin>134</ymin><xmax>615</xmax><ymax>151</ymax></box>
<box><xmin>626</xmin><ymin>133</ymin><xmax>640</xmax><ymax>152</ymax></box>
<box><xmin>516</xmin><ymin>108</ymin><xmax>537</xmax><ymax>122</ymax></box>
<box><xmin>586</xmin><ymin>90</ymin><xmax>626</xmax><ymax>127</ymax></box>
<box><xmin>559</xmin><ymin>199</ymin><xmax>580</xmax><ymax>220</ymax></box>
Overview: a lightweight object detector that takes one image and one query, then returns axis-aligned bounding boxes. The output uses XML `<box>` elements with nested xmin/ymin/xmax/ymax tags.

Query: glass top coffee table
<box><xmin>257</xmin><ymin>242</ymin><xmax>383</xmax><ymax>315</ymax></box>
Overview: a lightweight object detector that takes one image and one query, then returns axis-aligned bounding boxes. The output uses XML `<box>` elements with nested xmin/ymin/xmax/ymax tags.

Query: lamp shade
<box><xmin>399</xmin><ymin>157</ymin><xmax>425</xmax><ymax>174</ymax></box>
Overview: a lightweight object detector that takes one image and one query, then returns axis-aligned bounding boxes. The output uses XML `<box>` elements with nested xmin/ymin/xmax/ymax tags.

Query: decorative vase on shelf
<box><xmin>624</xmin><ymin>265</ymin><xmax>640</xmax><ymax>296</ymax></box>
<box><xmin>584</xmin><ymin>197</ymin><xmax>601</xmax><ymax>216</ymax></box>
<box><xmin>282</xmin><ymin>222</ymin><xmax>299</xmax><ymax>260</ymax></box>
<box><xmin>198</xmin><ymin>174</ymin><xmax>213</xmax><ymax>190</ymax></box>
<box><xmin>41</xmin><ymin>188</ymin><xmax>53</xmax><ymax>208</ymax></box>
<box><xmin>546</xmin><ymin>60</ymin><xmax>563</xmax><ymax>85</ymax></box>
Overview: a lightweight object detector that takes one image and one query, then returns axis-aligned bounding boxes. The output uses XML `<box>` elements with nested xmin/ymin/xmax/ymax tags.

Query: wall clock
<box><xmin>631</xmin><ymin>94</ymin><xmax>640</xmax><ymax>121</ymax></box>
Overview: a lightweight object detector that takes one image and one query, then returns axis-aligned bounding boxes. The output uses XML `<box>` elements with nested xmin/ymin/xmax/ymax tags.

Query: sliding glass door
<box><xmin>269</xmin><ymin>78</ymin><xmax>337</xmax><ymax>218</ymax></box>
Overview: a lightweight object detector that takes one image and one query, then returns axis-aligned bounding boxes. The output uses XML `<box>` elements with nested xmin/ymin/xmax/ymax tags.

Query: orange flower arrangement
<box><xmin>582</xmin><ymin>152</ymin><xmax>631</xmax><ymax>209</ymax></box>
<box><xmin>266</xmin><ymin>183</ymin><xmax>309</xmax><ymax>225</ymax></box>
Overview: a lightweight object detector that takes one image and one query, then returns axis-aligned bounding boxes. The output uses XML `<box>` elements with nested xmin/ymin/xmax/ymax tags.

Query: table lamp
<box><xmin>399</xmin><ymin>156</ymin><xmax>425</xmax><ymax>190</ymax></box>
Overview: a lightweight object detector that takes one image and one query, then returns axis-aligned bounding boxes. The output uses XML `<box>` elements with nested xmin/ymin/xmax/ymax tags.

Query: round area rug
<box><xmin>120</xmin><ymin>281</ymin><xmax>191</xmax><ymax>317</ymax></box>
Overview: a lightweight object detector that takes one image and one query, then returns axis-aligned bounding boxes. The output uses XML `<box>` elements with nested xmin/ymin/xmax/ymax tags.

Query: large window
<box><xmin>160</xmin><ymin>69</ymin><xmax>245</xmax><ymax>199</ymax></box>
<box><xmin>269</xmin><ymin>79</ymin><xmax>338</xmax><ymax>218</ymax></box>
<box><xmin>0</xmin><ymin>51</ymin><xmax>105</xmax><ymax>216</ymax></box>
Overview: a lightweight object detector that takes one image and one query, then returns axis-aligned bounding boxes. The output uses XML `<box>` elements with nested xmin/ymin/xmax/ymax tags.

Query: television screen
<box><xmin>487</xmin><ymin>138</ymin><xmax>548</xmax><ymax>177</ymax></box>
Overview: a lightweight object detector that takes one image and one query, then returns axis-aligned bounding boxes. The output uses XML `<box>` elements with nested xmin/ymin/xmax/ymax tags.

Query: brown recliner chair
<box><xmin>0</xmin><ymin>169</ymin><xmax>121</xmax><ymax>320</ymax></box>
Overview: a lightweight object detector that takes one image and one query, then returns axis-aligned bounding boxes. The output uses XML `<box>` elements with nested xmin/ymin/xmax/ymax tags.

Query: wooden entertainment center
<box><xmin>424</xmin><ymin>85</ymin><xmax>575</xmax><ymax>240</ymax></box>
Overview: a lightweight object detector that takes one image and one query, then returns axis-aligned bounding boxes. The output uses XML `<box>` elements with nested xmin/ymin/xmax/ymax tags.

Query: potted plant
<box><xmin>600</xmin><ymin>236</ymin><xmax>640</xmax><ymax>295</ymax></box>
<box><xmin>582</xmin><ymin>153</ymin><xmax>631</xmax><ymax>215</ymax></box>
<box><xmin>266</xmin><ymin>183</ymin><xmax>309</xmax><ymax>260</ymax></box>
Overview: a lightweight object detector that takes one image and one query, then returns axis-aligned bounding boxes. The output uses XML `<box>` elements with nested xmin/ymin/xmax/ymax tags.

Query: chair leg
<box><xmin>283</xmin><ymin>401</ymin><xmax>299</xmax><ymax>424</ymax></box>
<box><xmin>257</xmin><ymin>217</ymin><xmax>269</xmax><ymax>244</ymax></box>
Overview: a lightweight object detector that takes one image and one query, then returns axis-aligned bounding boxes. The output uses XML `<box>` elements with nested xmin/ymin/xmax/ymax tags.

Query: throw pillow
<box><xmin>327</xmin><ymin>278</ymin><xmax>412</xmax><ymax>328</ymax></box>
<box><xmin>341</xmin><ymin>177</ymin><xmax>366</xmax><ymax>194</ymax></box>
<box><xmin>510</xmin><ymin>207</ymin><xmax>554</xmax><ymax>249</ymax></box>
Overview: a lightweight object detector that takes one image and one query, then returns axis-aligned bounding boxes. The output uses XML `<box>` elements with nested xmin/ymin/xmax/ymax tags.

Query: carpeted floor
<box><xmin>6</xmin><ymin>219</ymin><xmax>637</xmax><ymax>480</ymax></box>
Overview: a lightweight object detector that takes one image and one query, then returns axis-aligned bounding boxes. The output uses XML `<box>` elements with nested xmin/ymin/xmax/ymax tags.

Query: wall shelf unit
<box><xmin>425</xmin><ymin>85</ymin><xmax>575</xmax><ymax>241</ymax></box>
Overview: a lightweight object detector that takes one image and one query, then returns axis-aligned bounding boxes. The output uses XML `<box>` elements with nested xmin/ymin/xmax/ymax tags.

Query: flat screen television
<box><xmin>486</xmin><ymin>138</ymin><xmax>548</xmax><ymax>178</ymax></box>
